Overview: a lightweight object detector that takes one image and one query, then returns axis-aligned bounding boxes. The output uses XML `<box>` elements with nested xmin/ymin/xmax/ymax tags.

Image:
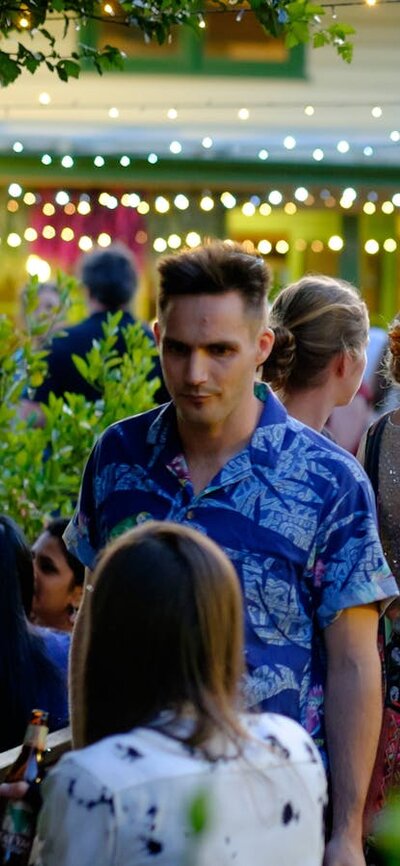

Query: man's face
<box><xmin>154</xmin><ymin>291</ymin><xmax>273</xmax><ymax>434</ymax></box>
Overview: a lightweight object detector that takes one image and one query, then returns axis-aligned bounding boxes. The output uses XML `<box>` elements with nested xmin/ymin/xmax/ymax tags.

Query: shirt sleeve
<box><xmin>63</xmin><ymin>442</ymin><xmax>100</xmax><ymax>570</ymax></box>
<box><xmin>36</xmin><ymin>757</ymin><xmax>117</xmax><ymax>866</ymax></box>
<box><xmin>311</xmin><ymin>461</ymin><xmax>398</xmax><ymax>629</ymax></box>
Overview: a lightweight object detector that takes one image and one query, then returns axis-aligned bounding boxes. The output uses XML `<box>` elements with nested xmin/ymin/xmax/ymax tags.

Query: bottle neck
<box><xmin>23</xmin><ymin>723</ymin><xmax>48</xmax><ymax>752</ymax></box>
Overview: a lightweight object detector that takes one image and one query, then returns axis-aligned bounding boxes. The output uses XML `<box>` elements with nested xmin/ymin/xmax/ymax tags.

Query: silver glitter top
<box><xmin>379</xmin><ymin>413</ymin><xmax>400</xmax><ymax>587</ymax></box>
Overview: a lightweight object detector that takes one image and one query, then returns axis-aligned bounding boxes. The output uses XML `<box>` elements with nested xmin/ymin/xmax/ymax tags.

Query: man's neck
<box><xmin>178</xmin><ymin>396</ymin><xmax>263</xmax><ymax>495</ymax></box>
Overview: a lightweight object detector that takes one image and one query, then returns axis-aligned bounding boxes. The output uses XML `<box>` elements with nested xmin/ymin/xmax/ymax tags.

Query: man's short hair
<box><xmin>80</xmin><ymin>243</ymin><xmax>138</xmax><ymax>310</ymax></box>
<box><xmin>157</xmin><ymin>241</ymin><xmax>270</xmax><ymax>318</ymax></box>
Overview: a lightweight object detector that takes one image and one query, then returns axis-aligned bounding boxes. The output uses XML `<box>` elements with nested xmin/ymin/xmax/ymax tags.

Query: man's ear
<box><xmin>153</xmin><ymin>321</ymin><xmax>161</xmax><ymax>346</ymax></box>
<box><xmin>256</xmin><ymin>327</ymin><xmax>275</xmax><ymax>367</ymax></box>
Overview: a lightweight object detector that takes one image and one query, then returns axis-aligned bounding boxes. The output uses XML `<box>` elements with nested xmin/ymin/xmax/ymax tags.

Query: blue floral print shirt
<box><xmin>65</xmin><ymin>384</ymin><xmax>397</xmax><ymax>762</ymax></box>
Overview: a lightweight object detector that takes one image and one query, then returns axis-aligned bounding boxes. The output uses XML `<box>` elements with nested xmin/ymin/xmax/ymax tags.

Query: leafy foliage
<box><xmin>0</xmin><ymin>0</ymin><xmax>355</xmax><ymax>85</ymax></box>
<box><xmin>0</xmin><ymin>275</ymin><xmax>160</xmax><ymax>540</ymax></box>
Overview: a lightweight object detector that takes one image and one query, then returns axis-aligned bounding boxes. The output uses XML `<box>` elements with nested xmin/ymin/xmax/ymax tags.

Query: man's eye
<box><xmin>166</xmin><ymin>343</ymin><xmax>188</xmax><ymax>356</ymax></box>
<box><xmin>211</xmin><ymin>346</ymin><xmax>232</xmax><ymax>357</ymax></box>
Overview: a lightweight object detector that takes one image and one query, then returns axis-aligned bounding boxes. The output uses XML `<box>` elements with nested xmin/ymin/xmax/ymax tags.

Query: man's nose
<box><xmin>185</xmin><ymin>350</ymin><xmax>208</xmax><ymax>385</ymax></box>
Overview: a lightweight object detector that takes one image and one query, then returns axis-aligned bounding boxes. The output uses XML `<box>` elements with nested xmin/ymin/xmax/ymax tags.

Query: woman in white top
<box><xmin>36</xmin><ymin>521</ymin><xmax>326</xmax><ymax>866</ymax></box>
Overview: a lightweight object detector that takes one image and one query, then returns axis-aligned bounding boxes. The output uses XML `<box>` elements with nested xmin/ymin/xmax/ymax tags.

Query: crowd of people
<box><xmin>1</xmin><ymin>240</ymin><xmax>400</xmax><ymax>866</ymax></box>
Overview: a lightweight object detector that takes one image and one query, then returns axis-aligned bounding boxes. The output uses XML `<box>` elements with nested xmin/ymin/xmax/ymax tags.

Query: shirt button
<box><xmin>186</xmin><ymin>510</ymin><xmax>194</xmax><ymax>519</ymax></box>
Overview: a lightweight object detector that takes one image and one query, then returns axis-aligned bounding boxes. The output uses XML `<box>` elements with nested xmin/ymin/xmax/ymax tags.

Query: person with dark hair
<box><xmin>262</xmin><ymin>274</ymin><xmax>369</xmax><ymax>432</ymax></box>
<box><xmin>31</xmin><ymin>518</ymin><xmax>84</xmax><ymax>632</ymax></box>
<box><xmin>0</xmin><ymin>515</ymin><xmax>69</xmax><ymax>751</ymax></box>
<box><xmin>37</xmin><ymin>521</ymin><xmax>326</xmax><ymax>866</ymax></box>
<box><xmin>27</xmin><ymin>242</ymin><xmax>167</xmax><ymax>405</ymax></box>
<box><xmin>66</xmin><ymin>241</ymin><xmax>397</xmax><ymax>866</ymax></box>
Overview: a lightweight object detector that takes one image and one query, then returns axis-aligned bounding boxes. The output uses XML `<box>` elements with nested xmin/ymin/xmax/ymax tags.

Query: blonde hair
<box><xmin>262</xmin><ymin>275</ymin><xmax>369</xmax><ymax>392</ymax></box>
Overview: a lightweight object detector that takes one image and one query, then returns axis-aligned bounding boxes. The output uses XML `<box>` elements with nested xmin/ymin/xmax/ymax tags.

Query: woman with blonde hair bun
<box><xmin>262</xmin><ymin>274</ymin><xmax>369</xmax><ymax>433</ymax></box>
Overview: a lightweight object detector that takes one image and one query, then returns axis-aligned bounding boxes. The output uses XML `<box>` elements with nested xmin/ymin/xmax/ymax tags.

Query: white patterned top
<box><xmin>36</xmin><ymin>713</ymin><xmax>326</xmax><ymax>866</ymax></box>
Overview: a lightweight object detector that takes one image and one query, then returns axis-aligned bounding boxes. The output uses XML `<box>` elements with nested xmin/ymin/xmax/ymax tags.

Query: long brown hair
<box><xmin>83</xmin><ymin>521</ymin><xmax>245</xmax><ymax>750</ymax></box>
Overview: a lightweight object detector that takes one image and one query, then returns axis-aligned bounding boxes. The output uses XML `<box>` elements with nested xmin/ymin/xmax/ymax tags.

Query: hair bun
<box><xmin>262</xmin><ymin>324</ymin><xmax>296</xmax><ymax>389</ymax></box>
<box><xmin>389</xmin><ymin>322</ymin><xmax>400</xmax><ymax>357</ymax></box>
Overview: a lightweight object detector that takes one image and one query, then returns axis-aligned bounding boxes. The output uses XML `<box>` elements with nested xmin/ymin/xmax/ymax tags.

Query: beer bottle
<box><xmin>0</xmin><ymin>709</ymin><xmax>49</xmax><ymax>865</ymax></box>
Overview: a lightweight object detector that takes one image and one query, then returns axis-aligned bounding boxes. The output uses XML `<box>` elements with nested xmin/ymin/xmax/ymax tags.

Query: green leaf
<box><xmin>0</xmin><ymin>52</ymin><xmax>21</xmax><ymax>86</ymax></box>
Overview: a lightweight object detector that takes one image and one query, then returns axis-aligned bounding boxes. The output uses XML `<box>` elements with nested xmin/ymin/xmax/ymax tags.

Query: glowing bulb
<box><xmin>200</xmin><ymin>195</ymin><xmax>214</xmax><ymax>212</ymax></box>
<box><xmin>383</xmin><ymin>238</ymin><xmax>397</xmax><ymax>252</ymax></box>
<box><xmin>108</xmin><ymin>107</ymin><xmax>119</xmax><ymax>118</ymax></box>
<box><xmin>43</xmin><ymin>203</ymin><xmax>55</xmax><ymax>216</ymax></box>
<box><xmin>284</xmin><ymin>202</ymin><xmax>297</xmax><ymax>215</ymax></box>
<box><xmin>61</xmin><ymin>155</ymin><xmax>74</xmax><ymax>168</ymax></box>
<box><xmin>24</xmin><ymin>228</ymin><xmax>38</xmax><ymax>242</ymax></box>
<box><xmin>77</xmin><ymin>200</ymin><xmax>91</xmax><ymax>215</ymax></box>
<box><xmin>19</xmin><ymin>16</ymin><xmax>29</xmax><ymax>28</ymax></box>
<box><xmin>24</xmin><ymin>192</ymin><xmax>36</xmax><ymax>205</ymax></box>
<box><xmin>304</xmin><ymin>105</ymin><xmax>315</xmax><ymax>116</ymax></box>
<box><xmin>363</xmin><ymin>146</ymin><xmax>373</xmax><ymax>156</ymax></box>
<box><xmin>283</xmin><ymin>136</ymin><xmax>296</xmax><ymax>150</ymax></box>
<box><xmin>13</xmin><ymin>142</ymin><xmax>24</xmax><ymax>153</ymax></box>
<box><xmin>153</xmin><ymin>237</ymin><xmax>167</xmax><ymax>253</ymax></box>
<box><xmin>220</xmin><ymin>192</ymin><xmax>236</xmax><ymax>209</ymax></box>
<box><xmin>94</xmin><ymin>156</ymin><xmax>105</xmax><ymax>167</ymax></box>
<box><xmin>55</xmin><ymin>191</ymin><xmax>69</xmax><ymax>206</ymax></box>
<box><xmin>155</xmin><ymin>196</ymin><xmax>170</xmax><ymax>214</ymax></box>
<box><xmin>104</xmin><ymin>3</ymin><xmax>114</xmax><ymax>14</ymax></box>
<box><xmin>392</xmin><ymin>193</ymin><xmax>400</xmax><ymax>207</ymax></box>
<box><xmin>390</xmin><ymin>131</ymin><xmax>400</xmax><ymax>142</ymax></box>
<box><xmin>276</xmin><ymin>240</ymin><xmax>289</xmax><ymax>254</ymax></box>
<box><xmin>259</xmin><ymin>203</ymin><xmax>272</xmax><ymax>216</ymax></box>
<box><xmin>382</xmin><ymin>200</ymin><xmax>395</xmax><ymax>214</ymax></box>
<box><xmin>148</xmin><ymin>153</ymin><xmax>158</xmax><ymax>164</ymax></box>
<box><xmin>268</xmin><ymin>190</ymin><xmax>282</xmax><ymax>206</ymax></box>
<box><xmin>41</xmin><ymin>154</ymin><xmax>52</xmax><ymax>165</ymax></box>
<box><xmin>78</xmin><ymin>236</ymin><xmax>93</xmax><ymax>252</ymax></box>
<box><xmin>168</xmin><ymin>234</ymin><xmax>181</xmax><ymax>249</ymax></box>
<box><xmin>311</xmin><ymin>240</ymin><xmax>324</xmax><ymax>253</ymax></box>
<box><xmin>258</xmin><ymin>149</ymin><xmax>269</xmax><ymax>160</ymax></box>
<box><xmin>26</xmin><ymin>255</ymin><xmax>51</xmax><ymax>281</ymax></box>
<box><xmin>242</xmin><ymin>201</ymin><xmax>256</xmax><ymax>217</ymax></box>
<box><xmin>328</xmin><ymin>235</ymin><xmax>344</xmax><ymax>251</ymax></box>
<box><xmin>174</xmin><ymin>194</ymin><xmax>189</xmax><ymax>210</ymax></box>
<box><xmin>371</xmin><ymin>106</ymin><xmax>382</xmax><ymax>118</ymax></box>
<box><xmin>98</xmin><ymin>233</ymin><xmax>112</xmax><ymax>247</ymax></box>
<box><xmin>42</xmin><ymin>226</ymin><xmax>56</xmax><ymax>239</ymax></box>
<box><xmin>294</xmin><ymin>187</ymin><xmax>308</xmax><ymax>202</ymax></box>
<box><xmin>137</xmin><ymin>201</ymin><xmax>150</xmax><ymax>215</ymax></box>
<box><xmin>8</xmin><ymin>183</ymin><xmax>22</xmax><ymax>197</ymax></box>
<box><xmin>363</xmin><ymin>202</ymin><xmax>376</xmax><ymax>214</ymax></box>
<box><xmin>39</xmin><ymin>92</ymin><xmax>51</xmax><ymax>105</ymax></box>
<box><xmin>365</xmin><ymin>239</ymin><xmax>379</xmax><ymax>254</ymax></box>
<box><xmin>238</xmin><ymin>108</ymin><xmax>249</xmax><ymax>121</ymax></box>
<box><xmin>202</xmin><ymin>136</ymin><xmax>213</xmax><ymax>149</ymax></box>
<box><xmin>61</xmin><ymin>228</ymin><xmax>74</xmax><ymax>241</ymax></box>
<box><xmin>169</xmin><ymin>140</ymin><xmax>182</xmax><ymax>154</ymax></box>
<box><xmin>167</xmin><ymin>108</ymin><xmax>178</xmax><ymax>120</ymax></box>
<box><xmin>313</xmin><ymin>148</ymin><xmax>324</xmax><ymax>161</ymax></box>
<box><xmin>186</xmin><ymin>231</ymin><xmax>201</xmax><ymax>248</ymax></box>
<box><xmin>257</xmin><ymin>240</ymin><xmax>272</xmax><ymax>255</ymax></box>
<box><xmin>337</xmin><ymin>140</ymin><xmax>350</xmax><ymax>153</ymax></box>
<box><xmin>120</xmin><ymin>155</ymin><xmax>130</xmax><ymax>167</ymax></box>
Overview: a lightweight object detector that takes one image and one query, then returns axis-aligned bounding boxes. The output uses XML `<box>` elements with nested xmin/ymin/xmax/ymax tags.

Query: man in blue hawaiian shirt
<box><xmin>66</xmin><ymin>241</ymin><xmax>397</xmax><ymax>866</ymax></box>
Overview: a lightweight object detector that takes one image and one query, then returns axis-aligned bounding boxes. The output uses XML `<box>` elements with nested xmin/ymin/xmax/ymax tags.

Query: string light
<box><xmin>169</xmin><ymin>141</ymin><xmax>182</xmax><ymax>154</ymax></box>
<box><xmin>328</xmin><ymin>235</ymin><xmax>344</xmax><ymax>251</ymax></box>
<box><xmin>61</xmin><ymin>155</ymin><xmax>74</xmax><ymax>168</ymax></box>
<box><xmin>258</xmin><ymin>240</ymin><xmax>272</xmax><ymax>255</ymax></box>
<box><xmin>77</xmin><ymin>200</ymin><xmax>91</xmax><ymax>215</ymax></box>
<box><xmin>238</xmin><ymin>108</ymin><xmax>249</xmax><ymax>121</ymax></box>
<box><xmin>304</xmin><ymin>105</ymin><xmax>315</xmax><ymax>116</ymax></box>
<box><xmin>148</xmin><ymin>153</ymin><xmax>158</xmax><ymax>164</ymax></box>
<box><xmin>259</xmin><ymin>203</ymin><xmax>272</xmax><ymax>216</ymax></box>
<box><xmin>202</xmin><ymin>136</ymin><xmax>213</xmax><ymax>149</ymax></box>
<box><xmin>283</xmin><ymin>136</ymin><xmax>296</xmax><ymax>150</ymax></box>
<box><xmin>365</xmin><ymin>239</ymin><xmax>379</xmax><ymax>254</ymax></box>
<box><xmin>276</xmin><ymin>240</ymin><xmax>289</xmax><ymax>254</ymax></box>
<box><xmin>258</xmin><ymin>149</ymin><xmax>269</xmax><ymax>160</ymax></box>
<box><xmin>155</xmin><ymin>196</ymin><xmax>170</xmax><ymax>213</ymax></box>
<box><xmin>120</xmin><ymin>156</ymin><xmax>131</xmax><ymax>166</ymax></box>
<box><xmin>103</xmin><ymin>3</ymin><xmax>115</xmax><ymax>14</ymax></box>
<box><xmin>167</xmin><ymin>108</ymin><xmax>178</xmax><ymax>120</ymax></box>
<box><xmin>269</xmin><ymin>190</ymin><xmax>283</xmax><ymax>205</ymax></box>
<box><xmin>94</xmin><ymin>156</ymin><xmax>105</xmax><ymax>167</ymax></box>
<box><xmin>174</xmin><ymin>194</ymin><xmax>190</xmax><ymax>210</ymax></box>
<box><xmin>371</xmin><ymin>106</ymin><xmax>382</xmax><ymax>118</ymax></box>
<box><xmin>24</xmin><ymin>228</ymin><xmax>38</xmax><ymax>242</ymax></box>
<box><xmin>337</xmin><ymin>140</ymin><xmax>350</xmax><ymax>153</ymax></box>
<box><xmin>200</xmin><ymin>195</ymin><xmax>214</xmax><ymax>211</ymax></box>
<box><xmin>12</xmin><ymin>142</ymin><xmax>23</xmax><ymax>152</ymax></box>
<box><xmin>186</xmin><ymin>232</ymin><xmax>201</xmax><ymax>248</ymax></box>
<box><xmin>242</xmin><ymin>201</ymin><xmax>256</xmax><ymax>216</ymax></box>
<box><xmin>39</xmin><ymin>92</ymin><xmax>51</xmax><ymax>105</ymax></box>
<box><xmin>383</xmin><ymin>238</ymin><xmax>397</xmax><ymax>252</ymax></box>
<box><xmin>313</xmin><ymin>148</ymin><xmax>324</xmax><ymax>161</ymax></box>
<box><xmin>153</xmin><ymin>238</ymin><xmax>167</xmax><ymax>253</ymax></box>
<box><xmin>220</xmin><ymin>192</ymin><xmax>236</xmax><ymax>209</ymax></box>
<box><xmin>41</xmin><ymin>154</ymin><xmax>52</xmax><ymax>165</ymax></box>
<box><xmin>78</xmin><ymin>236</ymin><xmax>93</xmax><ymax>251</ymax></box>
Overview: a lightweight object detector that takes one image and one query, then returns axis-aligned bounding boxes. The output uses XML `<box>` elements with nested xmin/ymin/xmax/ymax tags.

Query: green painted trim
<box><xmin>3</xmin><ymin>155</ymin><xmax>400</xmax><ymax>189</ymax></box>
<box><xmin>80</xmin><ymin>21</ymin><xmax>304</xmax><ymax>79</ymax></box>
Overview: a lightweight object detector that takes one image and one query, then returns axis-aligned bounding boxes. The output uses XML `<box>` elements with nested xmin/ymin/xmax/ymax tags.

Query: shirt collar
<box><xmin>146</xmin><ymin>383</ymin><xmax>290</xmax><ymax>476</ymax></box>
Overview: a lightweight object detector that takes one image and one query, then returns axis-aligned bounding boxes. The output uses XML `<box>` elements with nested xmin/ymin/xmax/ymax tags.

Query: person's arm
<box><xmin>69</xmin><ymin>567</ymin><xmax>94</xmax><ymax>749</ymax></box>
<box><xmin>323</xmin><ymin>603</ymin><xmax>381</xmax><ymax>866</ymax></box>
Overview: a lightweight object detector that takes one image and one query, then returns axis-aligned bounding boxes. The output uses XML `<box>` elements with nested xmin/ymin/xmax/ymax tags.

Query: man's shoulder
<box><xmin>96</xmin><ymin>402</ymin><xmax>172</xmax><ymax>454</ymax></box>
